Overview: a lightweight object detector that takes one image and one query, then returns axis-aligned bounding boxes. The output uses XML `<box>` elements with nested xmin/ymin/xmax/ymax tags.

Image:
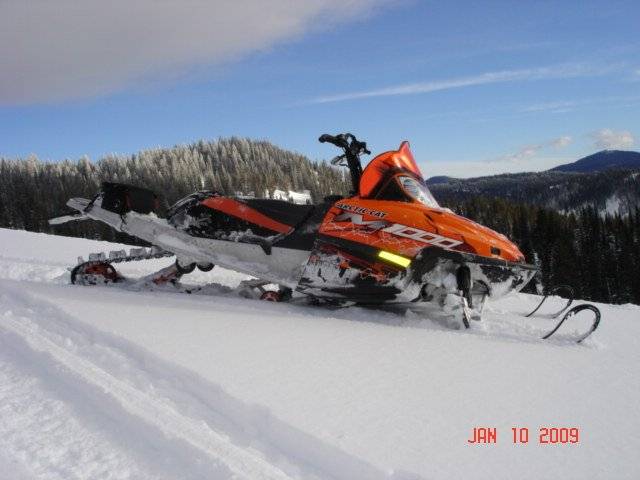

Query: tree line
<box><xmin>1</xmin><ymin>137</ymin><xmax>637</xmax><ymax>304</ymax></box>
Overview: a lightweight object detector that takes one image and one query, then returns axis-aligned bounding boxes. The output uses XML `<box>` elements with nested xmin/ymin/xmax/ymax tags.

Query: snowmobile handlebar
<box><xmin>319</xmin><ymin>133</ymin><xmax>369</xmax><ymax>194</ymax></box>
<box><xmin>319</xmin><ymin>133</ymin><xmax>347</xmax><ymax>148</ymax></box>
<box><xmin>319</xmin><ymin>133</ymin><xmax>371</xmax><ymax>156</ymax></box>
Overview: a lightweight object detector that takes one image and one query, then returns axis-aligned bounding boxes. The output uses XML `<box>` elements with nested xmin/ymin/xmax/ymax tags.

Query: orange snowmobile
<box><xmin>298</xmin><ymin>133</ymin><xmax>537</xmax><ymax>325</ymax></box>
<box><xmin>51</xmin><ymin>132</ymin><xmax>543</xmax><ymax>328</ymax></box>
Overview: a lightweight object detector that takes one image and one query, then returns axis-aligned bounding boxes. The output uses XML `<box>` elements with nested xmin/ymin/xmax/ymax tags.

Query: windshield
<box><xmin>396</xmin><ymin>175</ymin><xmax>440</xmax><ymax>208</ymax></box>
<box><xmin>359</xmin><ymin>141</ymin><xmax>424</xmax><ymax>198</ymax></box>
<box><xmin>359</xmin><ymin>141</ymin><xmax>440</xmax><ymax>207</ymax></box>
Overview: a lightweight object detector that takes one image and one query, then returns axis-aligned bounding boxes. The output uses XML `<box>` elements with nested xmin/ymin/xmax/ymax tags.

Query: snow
<box><xmin>268</xmin><ymin>189</ymin><xmax>312</xmax><ymax>205</ymax></box>
<box><xmin>605</xmin><ymin>194</ymin><xmax>622</xmax><ymax>215</ymax></box>
<box><xmin>1</xmin><ymin>227</ymin><xmax>639</xmax><ymax>479</ymax></box>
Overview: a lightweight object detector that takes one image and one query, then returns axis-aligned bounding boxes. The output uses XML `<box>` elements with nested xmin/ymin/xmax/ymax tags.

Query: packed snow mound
<box><xmin>0</xmin><ymin>227</ymin><xmax>639</xmax><ymax>479</ymax></box>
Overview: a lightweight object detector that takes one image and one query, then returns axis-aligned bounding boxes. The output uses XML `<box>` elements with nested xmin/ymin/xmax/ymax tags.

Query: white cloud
<box><xmin>590</xmin><ymin>129</ymin><xmax>635</xmax><ymax>150</ymax></box>
<box><xmin>423</xmin><ymin>135</ymin><xmax>574</xmax><ymax>178</ymax></box>
<box><xmin>309</xmin><ymin>63</ymin><xmax>613</xmax><ymax>104</ymax></box>
<box><xmin>492</xmin><ymin>135</ymin><xmax>572</xmax><ymax>164</ymax></box>
<box><xmin>425</xmin><ymin>128</ymin><xmax>637</xmax><ymax>178</ymax></box>
<box><xmin>500</xmin><ymin>144</ymin><xmax>542</xmax><ymax>163</ymax></box>
<box><xmin>550</xmin><ymin>135</ymin><xmax>573</xmax><ymax>148</ymax></box>
<box><xmin>521</xmin><ymin>100</ymin><xmax>578</xmax><ymax>113</ymax></box>
<box><xmin>521</xmin><ymin>94</ymin><xmax>640</xmax><ymax>114</ymax></box>
<box><xmin>0</xmin><ymin>0</ymin><xmax>386</xmax><ymax>105</ymax></box>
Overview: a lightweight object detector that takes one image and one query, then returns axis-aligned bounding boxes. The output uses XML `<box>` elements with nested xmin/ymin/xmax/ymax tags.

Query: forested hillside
<box><xmin>1</xmin><ymin>138</ymin><xmax>638</xmax><ymax>304</ymax></box>
<box><xmin>0</xmin><ymin>137</ymin><xmax>350</xmax><ymax>241</ymax></box>
<box><xmin>429</xmin><ymin>168</ymin><xmax>640</xmax><ymax>216</ymax></box>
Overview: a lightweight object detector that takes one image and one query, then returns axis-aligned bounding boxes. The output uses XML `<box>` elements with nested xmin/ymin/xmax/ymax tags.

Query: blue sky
<box><xmin>1</xmin><ymin>0</ymin><xmax>638</xmax><ymax>177</ymax></box>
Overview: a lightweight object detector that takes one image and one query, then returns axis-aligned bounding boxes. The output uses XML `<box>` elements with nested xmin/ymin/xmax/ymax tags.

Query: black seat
<box><xmin>243</xmin><ymin>199</ymin><xmax>315</xmax><ymax>227</ymax></box>
<box><xmin>272</xmin><ymin>199</ymin><xmax>337</xmax><ymax>251</ymax></box>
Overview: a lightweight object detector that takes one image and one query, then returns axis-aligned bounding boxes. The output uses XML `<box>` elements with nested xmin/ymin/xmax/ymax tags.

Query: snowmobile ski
<box><xmin>522</xmin><ymin>286</ymin><xmax>601</xmax><ymax>343</ymax></box>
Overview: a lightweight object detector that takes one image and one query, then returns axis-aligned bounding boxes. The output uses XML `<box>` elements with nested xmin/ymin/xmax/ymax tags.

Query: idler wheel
<box><xmin>71</xmin><ymin>261</ymin><xmax>120</xmax><ymax>285</ymax></box>
<box><xmin>260</xmin><ymin>291</ymin><xmax>282</xmax><ymax>302</ymax></box>
<box><xmin>175</xmin><ymin>260</ymin><xmax>196</xmax><ymax>274</ymax></box>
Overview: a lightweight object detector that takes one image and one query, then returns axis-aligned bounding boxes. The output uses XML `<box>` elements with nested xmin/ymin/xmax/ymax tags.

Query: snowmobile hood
<box><xmin>321</xmin><ymin>198</ymin><xmax>526</xmax><ymax>263</ymax></box>
<box><xmin>424</xmin><ymin>207</ymin><xmax>526</xmax><ymax>262</ymax></box>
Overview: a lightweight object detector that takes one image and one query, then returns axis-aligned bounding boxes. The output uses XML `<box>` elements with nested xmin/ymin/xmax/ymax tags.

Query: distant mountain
<box><xmin>550</xmin><ymin>150</ymin><xmax>640</xmax><ymax>173</ymax></box>
<box><xmin>425</xmin><ymin>175</ymin><xmax>454</xmax><ymax>185</ymax></box>
<box><xmin>429</xmin><ymin>168</ymin><xmax>640</xmax><ymax>216</ymax></box>
<box><xmin>427</xmin><ymin>150</ymin><xmax>640</xmax><ymax>216</ymax></box>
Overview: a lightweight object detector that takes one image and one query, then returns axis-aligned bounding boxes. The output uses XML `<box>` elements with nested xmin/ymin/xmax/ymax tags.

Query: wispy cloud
<box><xmin>499</xmin><ymin>145</ymin><xmax>544</xmax><ymax>163</ymax></box>
<box><xmin>493</xmin><ymin>135</ymin><xmax>573</xmax><ymax>164</ymax></box>
<box><xmin>522</xmin><ymin>94</ymin><xmax>640</xmax><ymax>114</ymax></box>
<box><xmin>428</xmin><ymin>128</ymin><xmax>637</xmax><ymax>178</ymax></box>
<box><xmin>426</xmin><ymin>156</ymin><xmax>571</xmax><ymax>178</ymax></box>
<box><xmin>521</xmin><ymin>100</ymin><xmax>580</xmax><ymax>114</ymax></box>
<box><xmin>590</xmin><ymin>129</ymin><xmax>635</xmax><ymax>149</ymax></box>
<box><xmin>426</xmin><ymin>135</ymin><xmax>574</xmax><ymax>178</ymax></box>
<box><xmin>308</xmin><ymin>63</ymin><xmax>614</xmax><ymax>104</ymax></box>
<box><xmin>550</xmin><ymin>136</ymin><xmax>573</xmax><ymax>148</ymax></box>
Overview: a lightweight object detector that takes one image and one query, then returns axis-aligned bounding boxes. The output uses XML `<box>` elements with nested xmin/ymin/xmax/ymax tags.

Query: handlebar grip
<box><xmin>319</xmin><ymin>133</ymin><xmax>349</xmax><ymax>149</ymax></box>
<box><xmin>318</xmin><ymin>134</ymin><xmax>334</xmax><ymax>144</ymax></box>
<box><xmin>319</xmin><ymin>133</ymin><xmax>368</xmax><ymax>154</ymax></box>
<box><xmin>358</xmin><ymin>141</ymin><xmax>370</xmax><ymax>155</ymax></box>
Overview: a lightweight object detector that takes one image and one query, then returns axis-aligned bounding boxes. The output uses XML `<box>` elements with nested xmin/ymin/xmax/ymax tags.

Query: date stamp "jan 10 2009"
<box><xmin>467</xmin><ymin>427</ymin><xmax>580</xmax><ymax>445</ymax></box>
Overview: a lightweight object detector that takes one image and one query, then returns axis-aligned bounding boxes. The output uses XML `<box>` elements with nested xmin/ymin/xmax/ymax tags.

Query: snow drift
<box><xmin>0</xmin><ymin>228</ymin><xmax>639</xmax><ymax>479</ymax></box>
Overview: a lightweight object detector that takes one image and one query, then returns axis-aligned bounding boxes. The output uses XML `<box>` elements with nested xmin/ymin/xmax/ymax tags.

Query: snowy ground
<box><xmin>1</xmin><ymin>227</ymin><xmax>639</xmax><ymax>480</ymax></box>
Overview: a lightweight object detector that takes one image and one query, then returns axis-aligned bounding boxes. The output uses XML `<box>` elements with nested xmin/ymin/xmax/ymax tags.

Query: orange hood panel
<box><xmin>320</xmin><ymin>198</ymin><xmax>525</xmax><ymax>263</ymax></box>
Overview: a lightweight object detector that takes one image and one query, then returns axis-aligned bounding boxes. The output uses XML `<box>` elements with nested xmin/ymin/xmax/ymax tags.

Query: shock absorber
<box><xmin>456</xmin><ymin>265</ymin><xmax>473</xmax><ymax>308</ymax></box>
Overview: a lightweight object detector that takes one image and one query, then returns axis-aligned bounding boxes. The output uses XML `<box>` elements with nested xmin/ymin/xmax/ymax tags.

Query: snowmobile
<box><xmin>50</xmin><ymin>133</ymin><xmax>600</xmax><ymax>342</ymax></box>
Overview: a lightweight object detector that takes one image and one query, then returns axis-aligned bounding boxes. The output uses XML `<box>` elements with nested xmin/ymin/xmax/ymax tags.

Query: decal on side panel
<box><xmin>332</xmin><ymin>211</ymin><xmax>463</xmax><ymax>249</ymax></box>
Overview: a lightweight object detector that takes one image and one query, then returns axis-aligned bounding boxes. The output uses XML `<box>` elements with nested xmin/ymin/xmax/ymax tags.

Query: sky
<box><xmin>1</xmin><ymin>0</ymin><xmax>639</xmax><ymax>178</ymax></box>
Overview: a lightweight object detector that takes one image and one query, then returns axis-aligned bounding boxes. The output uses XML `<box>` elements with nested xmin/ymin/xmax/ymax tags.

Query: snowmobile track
<box><xmin>0</xmin><ymin>282</ymin><xmax>395</xmax><ymax>480</ymax></box>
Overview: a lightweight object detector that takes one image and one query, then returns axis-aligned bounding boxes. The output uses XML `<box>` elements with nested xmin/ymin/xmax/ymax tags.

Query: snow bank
<box><xmin>1</xmin><ymin>228</ymin><xmax>639</xmax><ymax>479</ymax></box>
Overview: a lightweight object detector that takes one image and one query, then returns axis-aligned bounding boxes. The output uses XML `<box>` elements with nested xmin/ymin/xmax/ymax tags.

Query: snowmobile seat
<box><xmin>273</xmin><ymin>199</ymin><xmax>336</xmax><ymax>251</ymax></box>
<box><xmin>243</xmin><ymin>199</ymin><xmax>315</xmax><ymax>228</ymax></box>
<box><xmin>101</xmin><ymin>182</ymin><xmax>159</xmax><ymax>215</ymax></box>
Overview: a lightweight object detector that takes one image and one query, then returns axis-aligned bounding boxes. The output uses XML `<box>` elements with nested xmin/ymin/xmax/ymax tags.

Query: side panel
<box><xmin>319</xmin><ymin>199</ymin><xmax>465</xmax><ymax>258</ymax></box>
<box><xmin>200</xmin><ymin>197</ymin><xmax>292</xmax><ymax>234</ymax></box>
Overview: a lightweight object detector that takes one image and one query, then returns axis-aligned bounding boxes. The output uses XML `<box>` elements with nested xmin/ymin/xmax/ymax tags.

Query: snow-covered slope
<box><xmin>1</xmin><ymin>228</ymin><xmax>639</xmax><ymax>479</ymax></box>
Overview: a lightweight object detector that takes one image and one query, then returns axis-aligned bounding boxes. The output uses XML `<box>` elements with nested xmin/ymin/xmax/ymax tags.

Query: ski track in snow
<box><xmin>0</xmin><ymin>281</ymin><xmax>400</xmax><ymax>480</ymax></box>
<box><xmin>0</xmin><ymin>345</ymin><xmax>158</xmax><ymax>480</ymax></box>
